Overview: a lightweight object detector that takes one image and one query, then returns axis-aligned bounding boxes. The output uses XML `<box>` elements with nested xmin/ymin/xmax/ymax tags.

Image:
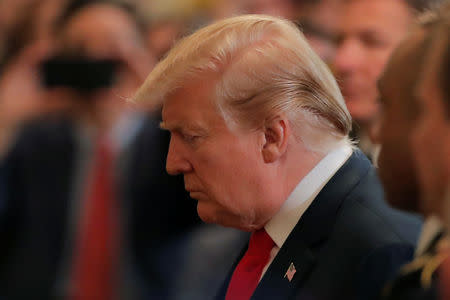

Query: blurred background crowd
<box><xmin>0</xmin><ymin>0</ymin><xmax>446</xmax><ymax>299</ymax></box>
<box><xmin>0</xmin><ymin>0</ymin><xmax>441</xmax><ymax>162</ymax></box>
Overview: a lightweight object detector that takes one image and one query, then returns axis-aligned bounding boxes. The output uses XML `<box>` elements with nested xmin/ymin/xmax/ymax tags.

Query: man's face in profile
<box><xmin>334</xmin><ymin>0</ymin><xmax>413</xmax><ymax>124</ymax></box>
<box><xmin>410</xmin><ymin>31</ymin><xmax>450</xmax><ymax>216</ymax></box>
<box><xmin>161</xmin><ymin>76</ymin><xmax>282</xmax><ymax>231</ymax></box>
<box><xmin>375</xmin><ymin>30</ymin><xmax>426</xmax><ymax>212</ymax></box>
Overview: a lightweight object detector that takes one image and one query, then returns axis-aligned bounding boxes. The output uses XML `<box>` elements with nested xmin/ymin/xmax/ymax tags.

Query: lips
<box><xmin>184</xmin><ymin>180</ymin><xmax>199</xmax><ymax>192</ymax></box>
<box><xmin>184</xmin><ymin>178</ymin><xmax>201</xmax><ymax>194</ymax></box>
<box><xmin>184</xmin><ymin>186</ymin><xmax>196</xmax><ymax>192</ymax></box>
<box><xmin>188</xmin><ymin>191</ymin><xmax>207</xmax><ymax>202</ymax></box>
<box><xmin>185</xmin><ymin>186</ymin><xmax>202</xmax><ymax>197</ymax></box>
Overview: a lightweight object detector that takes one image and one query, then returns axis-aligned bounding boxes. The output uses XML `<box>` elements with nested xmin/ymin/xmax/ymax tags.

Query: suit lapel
<box><xmin>251</xmin><ymin>150</ymin><xmax>371</xmax><ymax>299</ymax></box>
<box><xmin>251</xmin><ymin>239</ymin><xmax>316</xmax><ymax>299</ymax></box>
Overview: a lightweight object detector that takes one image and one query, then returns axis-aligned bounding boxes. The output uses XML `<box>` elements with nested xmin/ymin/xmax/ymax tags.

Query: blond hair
<box><xmin>135</xmin><ymin>15</ymin><xmax>352</xmax><ymax>153</ymax></box>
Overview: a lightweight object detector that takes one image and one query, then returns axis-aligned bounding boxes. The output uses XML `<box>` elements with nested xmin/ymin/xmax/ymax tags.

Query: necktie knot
<box><xmin>247</xmin><ymin>229</ymin><xmax>275</xmax><ymax>257</ymax></box>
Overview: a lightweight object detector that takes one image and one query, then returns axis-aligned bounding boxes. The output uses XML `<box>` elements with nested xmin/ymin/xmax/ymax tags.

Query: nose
<box><xmin>166</xmin><ymin>135</ymin><xmax>193</xmax><ymax>175</ymax></box>
<box><xmin>334</xmin><ymin>38</ymin><xmax>364</xmax><ymax>76</ymax></box>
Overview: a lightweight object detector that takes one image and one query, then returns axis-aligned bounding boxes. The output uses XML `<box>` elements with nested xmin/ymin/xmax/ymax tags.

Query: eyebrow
<box><xmin>159</xmin><ymin>121</ymin><xmax>184</xmax><ymax>132</ymax></box>
<box><xmin>159</xmin><ymin>121</ymin><xmax>207</xmax><ymax>134</ymax></box>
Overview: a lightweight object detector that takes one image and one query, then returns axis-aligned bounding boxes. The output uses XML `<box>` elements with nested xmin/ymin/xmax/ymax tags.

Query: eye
<box><xmin>182</xmin><ymin>133</ymin><xmax>200</xmax><ymax>144</ymax></box>
<box><xmin>361</xmin><ymin>32</ymin><xmax>389</xmax><ymax>49</ymax></box>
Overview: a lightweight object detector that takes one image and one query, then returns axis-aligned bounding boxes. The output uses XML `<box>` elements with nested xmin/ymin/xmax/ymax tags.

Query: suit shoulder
<box><xmin>336</xmin><ymin>165</ymin><xmax>422</xmax><ymax>246</ymax></box>
<box><xmin>13</xmin><ymin>113</ymin><xmax>75</xmax><ymax>151</ymax></box>
<box><xmin>336</xmin><ymin>198</ymin><xmax>422</xmax><ymax>247</ymax></box>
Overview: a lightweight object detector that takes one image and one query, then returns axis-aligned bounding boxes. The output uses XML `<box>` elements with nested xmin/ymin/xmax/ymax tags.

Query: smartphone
<box><xmin>40</xmin><ymin>57</ymin><xmax>119</xmax><ymax>92</ymax></box>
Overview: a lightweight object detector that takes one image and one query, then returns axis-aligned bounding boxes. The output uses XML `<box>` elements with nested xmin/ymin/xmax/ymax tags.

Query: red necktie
<box><xmin>70</xmin><ymin>139</ymin><xmax>118</xmax><ymax>300</ymax></box>
<box><xmin>226</xmin><ymin>229</ymin><xmax>275</xmax><ymax>300</ymax></box>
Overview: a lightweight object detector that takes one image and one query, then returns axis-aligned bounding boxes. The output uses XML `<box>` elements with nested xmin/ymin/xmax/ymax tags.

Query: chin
<box><xmin>196</xmin><ymin>203</ymin><xmax>220</xmax><ymax>224</ymax></box>
<box><xmin>197</xmin><ymin>204</ymin><xmax>255</xmax><ymax>231</ymax></box>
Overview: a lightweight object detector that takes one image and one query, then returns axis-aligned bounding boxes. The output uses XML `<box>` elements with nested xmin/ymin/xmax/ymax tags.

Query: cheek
<box><xmin>200</xmin><ymin>146</ymin><xmax>262</xmax><ymax>201</ymax></box>
<box><xmin>412</xmin><ymin>116</ymin><xmax>448</xmax><ymax>160</ymax></box>
<box><xmin>380</xmin><ymin>131</ymin><xmax>409</xmax><ymax>160</ymax></box>
<box><xmin>378</xmin><ymin>117</ymin><xmax>414</xmax><ymax>177</ymax></box>
<box><xmin>367</xmin><ymin>50</ymin><xmax>392</xmax><ymax>79</ymax></box>
<box><xmin>210</xmin><ymin>152</ymin><xmax>261</xmax><ymax>192</ymax></box>
<box><xmin>411</xmin><ymin>117</ymin><xmax>436</xmax><ymax>156</ymax></box>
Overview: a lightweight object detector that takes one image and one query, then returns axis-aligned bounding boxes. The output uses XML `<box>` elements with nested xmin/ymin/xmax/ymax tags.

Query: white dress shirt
<box><xmin>261</xmin><ymin>144</ymin><xmax>353</xmax><ymax>279</ymax></box>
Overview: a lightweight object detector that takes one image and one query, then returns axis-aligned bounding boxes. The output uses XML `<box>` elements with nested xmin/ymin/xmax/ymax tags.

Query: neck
<box><xmin>281</xmin><ymin>143</ymin><xmax>326</xmax><ymax>205</ymax></box>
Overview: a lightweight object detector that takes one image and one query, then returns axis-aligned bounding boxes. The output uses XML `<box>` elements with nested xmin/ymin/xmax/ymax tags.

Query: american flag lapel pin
<box><xmin>284</xmin><ymin>262</ymin><xmax>297</xmax><ymax>282</ymax></box>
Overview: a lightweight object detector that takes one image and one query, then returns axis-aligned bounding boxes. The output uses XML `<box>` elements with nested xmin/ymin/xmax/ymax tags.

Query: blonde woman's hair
<box><xmin>135</xmin><ymin>14</ymin><xmax>352</xmax><ymax>153</ymax></box>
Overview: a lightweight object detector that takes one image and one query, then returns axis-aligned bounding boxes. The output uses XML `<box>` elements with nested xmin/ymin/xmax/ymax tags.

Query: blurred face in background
<box><xmin>58</xmin><ymin>3</ymin><xmax>154</xmax><ymax>128</ymax></box>
<box><xmin>244</xmin><ymin>0</ymin><xmax>295</xmax><ymax>19</ymax></box>
<box><xmin>374</xmin><ymin>29</ymin><xmax>426</xmax><ymax>213</ymax></box>
<box><xmin>410</xmin><ymin>30</ymin><xmax>450</xmax><ymax>217</ymax></box>
<box><xmin>296</xmin><ymin>0</ymin><xmax>343</xmax><ymax>64</ymax></box>
<box><xmin>334</xmin><ymin>0</ymin><xmax>413</xmax><ymax>125</ymax></box>
<box><xmin>61</xmin><ymin>3</ymin><xmax>153</xmax><ymax>97</ymax></box>
<box><xmin>211</xmin><ymin>0</ymin><xmax>294</xmax><ymax>20</ymax></box>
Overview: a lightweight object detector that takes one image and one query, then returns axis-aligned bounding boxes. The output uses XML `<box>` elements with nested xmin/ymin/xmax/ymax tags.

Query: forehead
<box><xmin>61</xmin><ymin>4</ymin><xmax>138</xmax><ymax>57</ymax></box>
<box><xmin>161</xmin><ymin>76</ymin><xmax>224</xmax><ymax>130</ymax></box>
<box><xmin>340</xmin><ymin>0</ymin><xmax>412</xmax><ymax>33</ymax></box>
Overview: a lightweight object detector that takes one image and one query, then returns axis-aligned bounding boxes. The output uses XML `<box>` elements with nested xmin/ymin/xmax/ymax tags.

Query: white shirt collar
<box><xmin>265</xmin><ymin>144</ymin><xmax>353</xmax><ymax>248</ymax></box>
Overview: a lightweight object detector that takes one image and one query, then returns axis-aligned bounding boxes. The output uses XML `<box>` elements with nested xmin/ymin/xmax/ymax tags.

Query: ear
<box><xmin>261</xmin><ymin>116</ymin><xmax>290</xmax><ymax>163</ymax></box>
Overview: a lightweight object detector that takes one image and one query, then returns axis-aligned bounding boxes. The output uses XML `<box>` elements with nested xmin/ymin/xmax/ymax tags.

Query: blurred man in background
<box><xmin>370</xmin><ymin>3</ymin><xmax>450</xmax><ymax>298</ymax></box>
<box><xmin>410</xmin><ymin>9</ymin><xmax>450</xmax><ymax>298</ymax></box>
<box><xmin>0</xmin><ymin>1</ymin><xmax>171</xmax><ymax>298</ymax></box>
<box><xmin>333</xmin><ymin>0</ymin><xmax>440</xmax><ymax>158</ymax></box>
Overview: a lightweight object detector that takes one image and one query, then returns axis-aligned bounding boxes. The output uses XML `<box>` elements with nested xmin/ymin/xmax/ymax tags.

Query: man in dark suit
<box><xmin>371</xmin><ymin>3</ymin><xmax>450</xmax><ymax>299</ymax></box>
<box><xmin>0</xmin><ymin>112</ymin><xmax>202</xmax><ymax>299</ymax></box>
<box><xmin>134</xmin><ymin>14</ymin><xmax>422</xmax><ymax>300</ymax></box>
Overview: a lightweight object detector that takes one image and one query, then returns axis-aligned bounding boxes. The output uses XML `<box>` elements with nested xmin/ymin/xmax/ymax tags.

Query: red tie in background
<box><xmin>70</xmin><ymin>138</ymin><xmax>119</xmax><ymax>300</ymax></box>
<box><xmin>226</xmin><ymin>229</ymin><xmax>275</xmax><ymax>300</ymax></box>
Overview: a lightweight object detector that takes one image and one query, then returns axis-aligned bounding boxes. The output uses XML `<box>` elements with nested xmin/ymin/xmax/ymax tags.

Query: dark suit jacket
<box><xmin>0</xmin><ymin>113</ymin><xmax>200</xmax><ymax>299</ymax></box>
<box><xmin>217</xmin><ymin>151</ymin><xmax>422</xmax><ymax>300</ymax></box>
